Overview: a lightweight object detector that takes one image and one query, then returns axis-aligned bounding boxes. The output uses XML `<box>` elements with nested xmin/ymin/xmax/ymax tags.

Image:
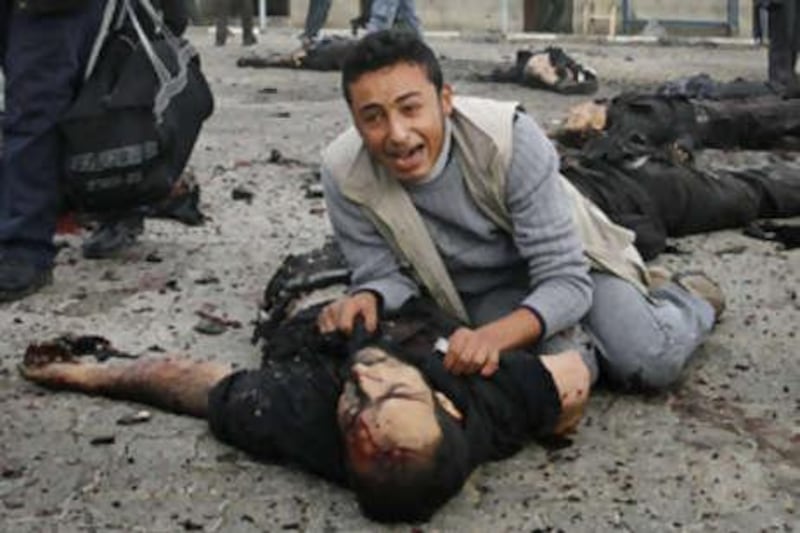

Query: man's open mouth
<box><xmin>390</xmin><ymin>144</ymin><xmax>425</xmax><ymax>171</ymax></box>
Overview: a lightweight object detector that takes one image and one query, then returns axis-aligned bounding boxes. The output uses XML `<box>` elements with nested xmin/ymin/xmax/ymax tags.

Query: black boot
<box><xmin>82</xmin><ymin>216</ymin><xmax>144</xmax><ymax>259</ymax></box>
<box><xmin>0</xmin><ymin>257</ymin><xmax>53</xmax><ymax>303</ymax></box>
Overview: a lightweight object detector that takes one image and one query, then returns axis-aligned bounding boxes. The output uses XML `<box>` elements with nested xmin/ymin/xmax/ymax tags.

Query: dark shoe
<box><xmin>674</xmin><ymin>271</ymin><xmax>726</xmax><ymax>321</ymax></box>
<box><xmin>149</xmin><ymin>171</ymin><xmax>206</xmax><ymax>226</ymax></box>
<box><xmin>243</xmin><ymin>34</ymin><xmax>257</xmax><ymax>46</ymax></box>
<box><xmin>82</xmin><ymin>216</ymin><xmax>144</xmax><ymax>259</ymax></box>
<box><xmin>0</xmin><ymin>258</ymin><xmax>53</xmax><ymax>303</ymax></box>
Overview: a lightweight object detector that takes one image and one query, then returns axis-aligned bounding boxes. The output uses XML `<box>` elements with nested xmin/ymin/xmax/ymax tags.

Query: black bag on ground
<box><xmin>59</xmin><ymin>0</ymin><xmax>213</xmax><ymax>214</ymax></box>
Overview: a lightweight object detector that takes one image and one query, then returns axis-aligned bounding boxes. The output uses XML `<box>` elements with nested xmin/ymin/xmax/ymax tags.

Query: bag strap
<box><xmin>83</xmin><ymin>0</ymin><xmax>120</xmax><ymax>81</ymax></box>
<box><xmin>129</xmin><ymin>0</ymin><xmax>199</xmax><ymax>122</ymax></box>
<box><xmin>86</xmin><ymin>0</ymin><xmax>197</xmax><ymax>122</ymax></box>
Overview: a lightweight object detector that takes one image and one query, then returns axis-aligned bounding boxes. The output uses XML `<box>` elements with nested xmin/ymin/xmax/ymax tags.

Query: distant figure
<box><xmin>367</xmin><ymin>0</ymin><xmax>421</xmax><ymax>36</ymax></box>
<box><xmin>299</xmin><ymin>0</ymin><xmax>332</xmax><ymax>48</ymax></box>
<box><xmin>351</xmin><ymin>0</ymin><xmax>373</xmax><ymax>35</ymax></box>
<box><xmin>215</xmin><ymin>0</ymin><xmax>257</xmax><ymax>46</ymax></box>
<box><xmin>755</xmin><ymin>0</ymin><xmax>800</xmax><ymax>89</ymax></box>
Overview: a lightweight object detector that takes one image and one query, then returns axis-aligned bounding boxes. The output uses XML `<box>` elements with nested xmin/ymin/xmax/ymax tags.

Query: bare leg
<box><xmin>540</xmin><ymin>350</ymin><xmax>591</xmax><ymax>436</ymax></box>
<box><xmin>20</xmin><ymin>352</ymin><xmax>232</xmax><ymax>418</ymax></box>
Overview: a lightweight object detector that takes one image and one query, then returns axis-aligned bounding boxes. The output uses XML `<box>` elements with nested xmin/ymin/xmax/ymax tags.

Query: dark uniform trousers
<box><xmin>0</xmin><ymin>0</ymin><xmax>106</xmax><ymax>268</ymax></box>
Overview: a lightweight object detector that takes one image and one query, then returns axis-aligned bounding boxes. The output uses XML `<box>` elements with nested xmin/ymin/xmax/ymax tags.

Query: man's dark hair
<box><xmin>347</xmin><ymin>403</ymin><xmax>472</xmax><ymax>523</ymax></box>
<box><xmin>341</xmin><ymin>29</ymin><xmax>444</xmax><ymax>104</ymax></box>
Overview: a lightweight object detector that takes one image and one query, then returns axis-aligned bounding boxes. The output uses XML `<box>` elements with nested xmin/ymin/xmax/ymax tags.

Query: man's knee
<box><xmin>597</xmin><ymin>332</ymin><xmax>685</xmax><ymax>390</ymax></box>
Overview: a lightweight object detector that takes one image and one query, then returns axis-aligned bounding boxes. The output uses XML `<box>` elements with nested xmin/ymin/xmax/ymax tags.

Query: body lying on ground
<box><xmin>20</xmin><ymin>296</ymin><xmax>590</xmax><ymax>524</ymax></box>
<box><xmin>237</xmin><ymin>36</ymin><xmax>359</xmax><ymax>71</ymax></box>
<box><xmin>478</xmin><ymin>47</ymin><xmax>599</xmax><ymax>95</ymax></box>
<box><xmin>556</xmin><ymin>76</ymin><xmax>800</xmax><ymax>155</ymax></box>
<box><xmin>551</xmin><ymin>77</ymin><xmax>800</xmax><ymax>258</ymax></box>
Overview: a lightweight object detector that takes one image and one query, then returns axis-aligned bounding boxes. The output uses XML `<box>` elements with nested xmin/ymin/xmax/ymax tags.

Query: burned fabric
<box><xmin>580</xmin><ymin>89</ymin><xmax>800</xmax><ymax>163</ymax></box>
<box><xmin>561</xmin><ymin>151</ymin><xmax>800</xmax><ymax>259</ymax></box>
<box><xmin>209</xmin><ymin>291</ymin><xmax>562</xmax><ymax>485</ymax></box>
<box><xmin>483</xmin><ymin>47</ymin><xmax>598</xmax><ymax>95</ymax></box>
<box><xmin>237</xmin><ymin>37</ymin><xmax>359</xmax><ymax>71</ymax></box>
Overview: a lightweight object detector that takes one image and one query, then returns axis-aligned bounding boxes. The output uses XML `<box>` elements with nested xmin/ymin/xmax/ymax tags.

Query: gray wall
<box><xmin>237</xmin><ymin>1</ymin><xmax>754</xmax><ymax>37</ymax></box>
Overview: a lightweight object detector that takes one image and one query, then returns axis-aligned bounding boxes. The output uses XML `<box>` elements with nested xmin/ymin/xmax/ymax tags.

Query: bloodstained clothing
<box><xmin>207</xmin><ymin>299</ymin><xmax>562</xmax><ymax>485</ymax></box>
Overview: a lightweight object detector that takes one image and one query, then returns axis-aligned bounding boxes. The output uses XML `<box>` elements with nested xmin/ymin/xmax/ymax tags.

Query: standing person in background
<box><xmin>367</xmin><ymin>0</ymin><xmax>422</xmax><ymax>36</ymax></box>
<box><xmin>215</xmin><ymin>0</ymin><xmax>257</xmax><ymax>46</ymax></box>
<box><xmin>0</xmin><ymin>0</ymin><xmax>108</xmax><ymax>303</ymax></box>
<box><xmin>351</xmin><ymin>0</ymin><xmax>374</xmax><ymax>35</ymax></box>
<box><xmin>0</xmin><ymin>0</ymin><xmax>190</xmax><ymax>302</ymax></box>
<box><xmin>755</xmin><ymin>0</ymin><xmax>800</xmax><ymax>90</ymax></box>
<box><xmin>299</xmin><ymin>0</ymin><xmax>332</xmax><ymax>48</ymax></box>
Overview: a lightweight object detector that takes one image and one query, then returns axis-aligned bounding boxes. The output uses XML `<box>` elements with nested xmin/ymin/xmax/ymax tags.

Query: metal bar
<box><xmin>500</xmin><ymin>0</ymin><xmax>509</xmax><ymax>35</ymax></box>
<box><xmin>259</xmin><ymin>0</ymin><xmax>267</xmax><ymax>30</ymax></box>
<box><xmin>621</xmin><ymin>0</ymin><xmax>632</xmax><ymax>34</ymax></box>
<box><xmin>727</xmin><ymin>0</ymin><xmax>739</xmax><ymax>35</ymax></box>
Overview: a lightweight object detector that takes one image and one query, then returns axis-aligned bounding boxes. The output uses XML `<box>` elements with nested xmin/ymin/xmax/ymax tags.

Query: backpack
<box><xmin>58</xmin><ymin>0</ymin><xmax>213</xmax><ymax>214</ymax></box>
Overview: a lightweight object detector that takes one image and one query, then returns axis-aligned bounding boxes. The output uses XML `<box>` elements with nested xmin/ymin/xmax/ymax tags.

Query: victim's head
<box><xmin>341</xmin><ymin>30</ymin><xmax>453</xmax><ymax>183</ymax></box>
<box><xmin>336</xmin><ymin>345</ymin><xmax>470</xmax><ymax>523</ymax></box>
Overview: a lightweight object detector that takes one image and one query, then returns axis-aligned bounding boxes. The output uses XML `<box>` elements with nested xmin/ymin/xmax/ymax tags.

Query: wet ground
<box><xmin>1</xmin><ymin>27</ymin><xmax>798</xmax><ymax>532</ymax></box>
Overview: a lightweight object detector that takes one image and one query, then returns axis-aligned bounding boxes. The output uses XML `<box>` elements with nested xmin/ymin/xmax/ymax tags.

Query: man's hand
<box><xmin>317</xmin><ymin>291</ymin><xmax>379</xmax><ymax>335</ymax></box>
<box><xmin>441</xmin><ymin>308</ymin><xmax>544</xmax><ymax>378</ymax></box>
<box><xmin>442</xmin><ymin>327</ymin><xmax>502</xmax><ymax>377</ymax></box>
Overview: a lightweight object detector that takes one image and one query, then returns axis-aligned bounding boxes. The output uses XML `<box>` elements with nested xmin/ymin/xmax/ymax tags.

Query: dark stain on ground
<box><xmin>668</xmin><ymin>386</ymin><xmax>799</xmax><ymax>467</ymax></box>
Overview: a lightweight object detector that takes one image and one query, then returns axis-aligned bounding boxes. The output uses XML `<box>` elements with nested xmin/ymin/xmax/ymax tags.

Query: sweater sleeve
<box><xmin>321</xmin><ymin>165</ymin><xmax>420</xmax><ymax>311</ymax></box>
<box><xmin>506</xmin><ymin>113</ymin><xmax>593</xmax><ymax>337</ymax></box>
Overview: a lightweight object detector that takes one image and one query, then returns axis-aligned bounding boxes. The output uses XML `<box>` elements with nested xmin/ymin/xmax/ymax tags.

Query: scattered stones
<box><xmin>193</xmin><ymin>317</ymin><xmax>227</xmax><ymax>335</ymax></box>
<box><xmin>231</xmin><ymin>186</ymin><xmax>254</xmax><ymax>204</ymax></box>
<box><xmin>193</xmin><ymin>274</ymin><xmax>220</xmax><ymax>285</ymax></box>
<box><xmin>116</xmin><ymin>410</ymin><xmax>152</xmax><ymax>426</ymax></box>
<box><xmin>714</xmin><ymin>245</ymin><xmax>747</xmax><ymax>256</ymax></box>
<box><xmin>89</xmin><ymin>435</ymin><xmax>116</xmax><ymax>446</ymax></box>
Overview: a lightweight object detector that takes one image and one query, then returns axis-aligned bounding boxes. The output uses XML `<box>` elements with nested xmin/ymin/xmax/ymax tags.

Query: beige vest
<box><xmin>323</xmin><ymin>96</ymin><xmax>650</xmax><ymax>323</ymax></box>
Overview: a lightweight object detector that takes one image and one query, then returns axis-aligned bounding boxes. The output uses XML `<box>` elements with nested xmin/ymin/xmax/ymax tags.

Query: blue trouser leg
<box><xmin>0</xmin><ymin>0</ymin><xmax>106</xmax><ymax>268</ymax></box>
<box><xmin>583</xmin><ymin>272</ymin><xmax>715</xmax><ymax>389</ymax></box>
<box><xmin>367</xmin><ymin>0</ymin><xmax>401</xmax><ymax>32</ymax></box>
<box><xmin>396</xmin><ymin>0</ymin><xmax>421</xmax><ymax>35</ymax></box>
<box><xmin>303</xmin><ymin>0</ymin><xmax>332</xmax><ymax>39</ymax></box>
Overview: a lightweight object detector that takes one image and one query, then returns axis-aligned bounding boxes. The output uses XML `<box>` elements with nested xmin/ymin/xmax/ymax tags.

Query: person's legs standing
<box><xmin>0</xmin><ymin>0</ymin><xmax>105</xmax><ymax>302</ymax></box>
<box><xmin>302</xmin><ymin>0</ymin><xmax>333</xmax><ymax>45</ymax></box>
<box><xmin>395</xmin><ymin>0</ymin><xmax>421</xmax><ymax>36</ymax></box>
<box><xmin>367</xmin><ymin>0</ymin><xmax>401</xmax><ymax>33</ymax></box>
<box><xmin>583</xmin><ymin>272</ymin><xmax>716</xmax><ymax>390</ymax></box>
<box><xmin>239</xmin><ymin>0</ymin><xmax>256</xmax><ymax>45</ymax></box>
<box><xmin>215</xmin><ymin>0</ymin><xmax>230</xmax><ymax>45</ymax></box>
<box><xmin>768</xmin><ymin>3</ymin><xmax>797</xmax><ymax>86</ymax></box>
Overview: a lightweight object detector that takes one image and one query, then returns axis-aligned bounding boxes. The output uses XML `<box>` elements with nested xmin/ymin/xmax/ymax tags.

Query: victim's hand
<box><xmin>443</xmin><ymin>327</ymin><xmax>502</xmax><ymax>377</ymax></box>
<box><xmin>317</xmin><ymin>291</ymin><xmax>379</xmax><ymax>335</ymax></box>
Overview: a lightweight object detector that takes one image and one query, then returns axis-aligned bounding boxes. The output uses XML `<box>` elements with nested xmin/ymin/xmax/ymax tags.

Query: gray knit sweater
<box><xmin>321</xmin><ymin>112</ymin><xmax>593</xmax><ymax>338</ymax></box>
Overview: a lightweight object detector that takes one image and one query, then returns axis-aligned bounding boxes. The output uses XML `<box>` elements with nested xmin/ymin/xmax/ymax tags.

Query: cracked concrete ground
<box><xmin>1</xmin><ymin>27</ymin><xmax>798</xmax><ymax>532</ymax></box>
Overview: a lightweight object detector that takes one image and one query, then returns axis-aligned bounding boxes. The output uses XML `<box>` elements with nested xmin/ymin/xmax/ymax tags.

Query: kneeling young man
<box><xmin>319</xmin><ymin>30</ymin><xmax>723</xmax><ymax>389</ymax></box>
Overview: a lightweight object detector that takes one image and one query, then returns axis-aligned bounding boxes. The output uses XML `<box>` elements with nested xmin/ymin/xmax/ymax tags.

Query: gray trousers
<box><xmin>367</xmin><ymin>0</ymin><xmax>421</xmax><ymax>35</ymax></box>
<box><xmin>464</xmin><ymin>271</ymin><xmax>715</xmax><ymax>390</ymax></box>
<box><xmin>583</xmin><ymin>273</ymin><xmax>714</xmax><ymax>389</ymax></box>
